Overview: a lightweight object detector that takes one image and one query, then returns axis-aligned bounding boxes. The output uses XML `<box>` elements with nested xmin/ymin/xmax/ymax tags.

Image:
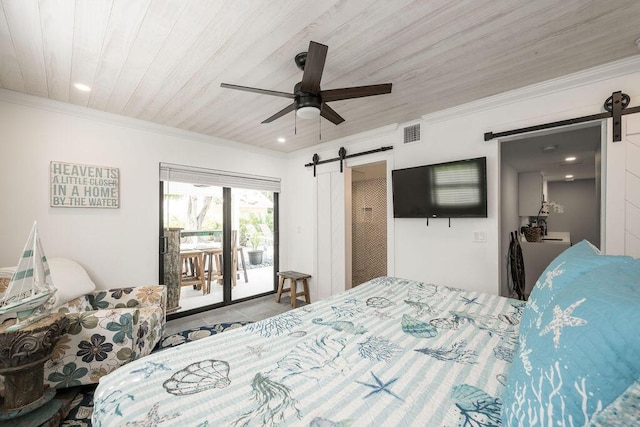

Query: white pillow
<box><xmin>48</xmin><ymin>258</ymin><xmax>96</xmax><ymax>308</ymax></box>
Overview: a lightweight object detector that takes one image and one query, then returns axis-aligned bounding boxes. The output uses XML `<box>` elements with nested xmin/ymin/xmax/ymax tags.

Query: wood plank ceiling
<box><xmin>1</xmin><ymin>0</ymin><xmax>639</xmax><ymax>153</ymax></box>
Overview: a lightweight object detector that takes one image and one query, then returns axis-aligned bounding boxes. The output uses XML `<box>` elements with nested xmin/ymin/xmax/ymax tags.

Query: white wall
<box><xmin>284</xmin><ymin>56</ymin><xmax>640</xmax><ymax>299</ymax></box>
<box><xmin>548</xmin><ymin>179</ymin><xmax>599</xmax><ymax>246</ymax></box>
<box><xmin>286</xmin><ymin>124</ymin><xmax>497</xmax><ymax>298</ymax></box>
<box><xmin>0</xmin><ymin>93</ymin><xmax>287</xmax><ymax>289</ymax></box>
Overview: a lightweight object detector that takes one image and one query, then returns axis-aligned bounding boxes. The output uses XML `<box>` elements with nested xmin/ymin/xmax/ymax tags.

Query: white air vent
<box><xmin>403</xmin><ymin>123</ymin><xmax>421</xmax><ymax>144</ymax></box>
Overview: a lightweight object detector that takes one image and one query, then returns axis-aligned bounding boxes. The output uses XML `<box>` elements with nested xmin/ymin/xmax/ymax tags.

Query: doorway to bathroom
<box><xmin>349</xmin><ymin>162</ymin><xmax>387</xmax><ymax>287</ymax></box>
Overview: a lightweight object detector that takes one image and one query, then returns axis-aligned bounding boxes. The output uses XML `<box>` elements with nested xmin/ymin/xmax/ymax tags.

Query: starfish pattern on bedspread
<box><xmin>357</xmin><ymin>372</ymin><xmax>403</xmax><ymax>401</ymax></box>
<box><xmin>539</xmin><ymin>298</ymin><xmax>587</xmax><ymax>348</ymax></box>
<box><xmin>460</xmin><ymin>296</ymin><xmax>480</xmax><ymax>305</ymax></box>
<box><xmin>538</xmin><ymin>262</ymin><xmax>565</xmax><ymax>290</ymax></box>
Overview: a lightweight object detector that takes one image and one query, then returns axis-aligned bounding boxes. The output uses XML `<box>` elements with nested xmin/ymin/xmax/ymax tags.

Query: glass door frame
<box><xmin>160</xmin><ymin>182</ymin><xmax>279</xmax><ymax>321</ymax></box>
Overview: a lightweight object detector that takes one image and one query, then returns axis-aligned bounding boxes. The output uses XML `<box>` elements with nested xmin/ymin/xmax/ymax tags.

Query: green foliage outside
<box><xmin>164</xmin><ymin>191</ymin><xmax>273</xmax><ymax>248</ymax></box>
<box><xmin>239</xmin><ymin>211</ymin><xmax>273</xmax><ymax>248</ymax></box>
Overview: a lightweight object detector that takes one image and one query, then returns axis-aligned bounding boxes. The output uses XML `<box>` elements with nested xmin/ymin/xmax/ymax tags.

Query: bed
<box><xmin>92</xmin><ymin>241</ymin><xmax>640</xmax><ymax>426</ymax></box>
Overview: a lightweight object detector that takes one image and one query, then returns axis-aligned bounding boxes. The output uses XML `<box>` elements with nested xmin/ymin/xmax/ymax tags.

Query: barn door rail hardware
<box><xmin>305</xmin><ymin>146</ymin><xmax>393</xmax><ymax>176</ymax></box>
<box><xmin>484</xmin><ymin>91</ymin><xmax>640</xmax><ymax>143</ymax></box>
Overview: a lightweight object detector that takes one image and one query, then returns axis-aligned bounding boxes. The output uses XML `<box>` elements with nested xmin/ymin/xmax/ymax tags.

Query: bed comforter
<box><xmin>92</xmin><ymin>277</ymin><xmax>523</xmax><ymax>426</ymax></box>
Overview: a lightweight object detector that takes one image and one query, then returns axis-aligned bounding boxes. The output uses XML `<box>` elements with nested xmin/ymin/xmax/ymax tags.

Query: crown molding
<box><xmin>0</xmin><ymin>88</ymin><xmax>286</xmax><ymax>159</ymax></box>
<box><xmin>421</xmin><ymin>54</ymin><xmax>640</xmax><ymax>124</ymax></box>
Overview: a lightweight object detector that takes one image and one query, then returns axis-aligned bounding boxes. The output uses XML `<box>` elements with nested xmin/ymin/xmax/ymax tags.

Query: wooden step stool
<box><xmin>276</xmin><ymin>271</ymin><xmax>311</xmax><ymax>308</ymax></box>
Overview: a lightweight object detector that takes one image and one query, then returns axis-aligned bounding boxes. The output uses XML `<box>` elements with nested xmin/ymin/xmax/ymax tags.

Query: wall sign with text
<box><xmin>50</xmin><ymin>161</ymin><xmax>120</xmax><ymax>208</ymax></box>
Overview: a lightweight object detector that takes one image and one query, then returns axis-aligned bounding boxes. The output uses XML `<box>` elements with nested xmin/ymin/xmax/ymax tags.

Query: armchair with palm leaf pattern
<box><xmin>44</xmin><ymin>285</ymin><xmax>166</xmax><ymax>389</ymax></box>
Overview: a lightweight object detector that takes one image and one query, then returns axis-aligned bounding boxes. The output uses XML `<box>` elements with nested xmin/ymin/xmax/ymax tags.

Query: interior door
<box><xmin>316</xmin><ymin>171</ymin><xmax>346</xmax><ymax>299</ymax></box>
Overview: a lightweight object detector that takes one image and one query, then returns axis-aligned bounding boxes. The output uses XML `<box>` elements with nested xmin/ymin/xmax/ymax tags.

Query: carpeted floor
<box><xmin>59</xmin><ymin>321</ymin><xmax>253</xmax><ymax>426</ymax></box>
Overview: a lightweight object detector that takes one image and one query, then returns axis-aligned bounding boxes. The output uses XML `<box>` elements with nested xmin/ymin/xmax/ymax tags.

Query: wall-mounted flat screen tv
<box><xmin>392</xmin><ymin>157</ymin><xmax>487</xmax><ymax>218</ymax></box>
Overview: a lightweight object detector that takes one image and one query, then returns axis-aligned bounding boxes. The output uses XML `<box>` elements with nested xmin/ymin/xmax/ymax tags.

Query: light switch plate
<box><xmin>473</xmin><ymin>231</ymin><xmax>487</xmax><ymax>243</ymax></box>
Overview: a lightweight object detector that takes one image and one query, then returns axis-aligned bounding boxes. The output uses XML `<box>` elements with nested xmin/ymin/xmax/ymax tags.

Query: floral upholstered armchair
<box><xmin>44</xmin><ymin>285</ymin><xmax>166</xmax><ymax>389</ymax></box>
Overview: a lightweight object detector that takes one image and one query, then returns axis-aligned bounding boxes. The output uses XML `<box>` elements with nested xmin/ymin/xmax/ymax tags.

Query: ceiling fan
<box><xmin>220</xmin><ymin>41</ymin><xmax>392</xmax><ymax>125</ymax></box>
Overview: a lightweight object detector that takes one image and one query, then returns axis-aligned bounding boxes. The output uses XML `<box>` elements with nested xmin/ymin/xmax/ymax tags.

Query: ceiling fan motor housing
<box><xmin>294</xmin><ymin>81</ymin><xmax>322</xmax><ymax>111</ymax></box>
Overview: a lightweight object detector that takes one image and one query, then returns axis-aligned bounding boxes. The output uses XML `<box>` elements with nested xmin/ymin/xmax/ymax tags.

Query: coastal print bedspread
<box><xmin>92</xmin><ymin>277</ymin><xmax>522</xmax><ymax>426</ymax></box>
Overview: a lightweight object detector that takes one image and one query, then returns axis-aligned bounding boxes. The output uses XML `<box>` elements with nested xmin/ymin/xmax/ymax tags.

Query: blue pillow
<box><xmin>502</xmin><ymin>259</ymin><xmax>640</xmax><ymax>426</ymax></box>
<box><xmin>592</xmin><ymin>380</ymin><xmax>640</xmax><ymax>426</ymax></box>
<box><xmin>520</xmin><ymin>240</ymin><xmax>632</xmax><ymax>333</ymax></box>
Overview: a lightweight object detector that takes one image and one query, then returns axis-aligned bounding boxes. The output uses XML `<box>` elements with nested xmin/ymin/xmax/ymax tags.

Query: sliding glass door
<box><xmin>231</xmin><ymin>188</ymin><xmax>275</xmax><ymax>301</ymax></box>
<box><xmin>159</xmin><ymin>163</ymin><xmax>280</xmax><ymax>318</ymax></box>
<box><xmin>163</xmin><ymin>181</ymin><xmax>225</xmax><ymax>310</ymax></box>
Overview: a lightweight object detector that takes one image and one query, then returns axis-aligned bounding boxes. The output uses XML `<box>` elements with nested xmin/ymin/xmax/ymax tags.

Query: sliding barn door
<box><xmin>622</xmin><ymin>115</ymin><xmax>640</xmax><ymax>256</ymax></box>
<box><xmin>605</xmin><ymin>114</ymin><xmax>640</xmax><ymax>257</ymax></box>
<box><xmin>316</xmin><ymin>171</ymin><xmax>346</xmax><ymax>299</ymax></box>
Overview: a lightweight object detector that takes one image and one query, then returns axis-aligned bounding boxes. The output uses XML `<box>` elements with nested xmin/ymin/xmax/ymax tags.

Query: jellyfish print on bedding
<box><xmin>232</xmin><ymin>335</ymin><xmax>349</xmax><ymax>426</ymax></box>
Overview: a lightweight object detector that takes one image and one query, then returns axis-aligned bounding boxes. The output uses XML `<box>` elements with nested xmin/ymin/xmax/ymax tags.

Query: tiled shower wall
<box><xmin>352</xmin><ymin>178</ymin><xmax>387</xmax><ymax>286</ymax></box>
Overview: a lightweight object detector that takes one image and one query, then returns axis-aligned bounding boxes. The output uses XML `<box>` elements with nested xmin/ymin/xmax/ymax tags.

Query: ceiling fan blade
<box><xmin>262</xmin><ymin>103</ymin><xmax>296</xmax><ymax>123</ymax></box>
<box><xmin>220</xmin><ymin>83</ymin><xmax>294</xmax><ymax>99</ymax></box>
<box><xmin>321</xmin><ymin>83</ymin><xmax>392</xmax><ymax>102</ymax></box>
<box><xmin>320</xmin><ymin>103</ymin><xmax>345</xmax><ymax>125</ymax></box>
<box><xmin>300</xmin><ymin>41</ymin><xmax>328</xmax><ymax>95</ymax></box>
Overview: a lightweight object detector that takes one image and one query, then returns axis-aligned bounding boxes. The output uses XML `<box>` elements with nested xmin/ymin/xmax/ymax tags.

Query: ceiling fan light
<box><xmin>296</xmin><ymin>106</ymin><xmax>320</xmax><ymax>119</ymax></box>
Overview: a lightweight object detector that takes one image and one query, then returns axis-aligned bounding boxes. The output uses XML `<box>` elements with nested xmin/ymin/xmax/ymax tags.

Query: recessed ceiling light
<box><xmin>73</xmin><ymin>83</ymin><xmax>91</xmax><ymax>92</ymax></box>
<box><xmin>565</xmin><ymin>174</ymin><xmax>574</xmax><ymax>179</ymax></box>
<box><xmin>277</xmin><ymin>137</ymin><xmax>286</xmax><ymax>143</ymax></box>
<box><xmin>565</xmin><ymin>156</ymin><xmax>577</xmax><ymax>162</ymax></box>
<box><xmin>636</xmin><ymin>36</ymin><xmax>640</xmax><ymax>49</ymax></box>
<box><xmin>541</xmin><ymin>145</ymin><xmax>557</xmax><ymax>151</ymax></box>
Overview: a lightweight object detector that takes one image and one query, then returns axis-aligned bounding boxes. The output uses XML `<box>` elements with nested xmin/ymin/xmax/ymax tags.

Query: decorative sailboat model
<box><xmin>0</xmin><ymin>222</ymin><xmax>57</xmax><ymax>331</ymax></box>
